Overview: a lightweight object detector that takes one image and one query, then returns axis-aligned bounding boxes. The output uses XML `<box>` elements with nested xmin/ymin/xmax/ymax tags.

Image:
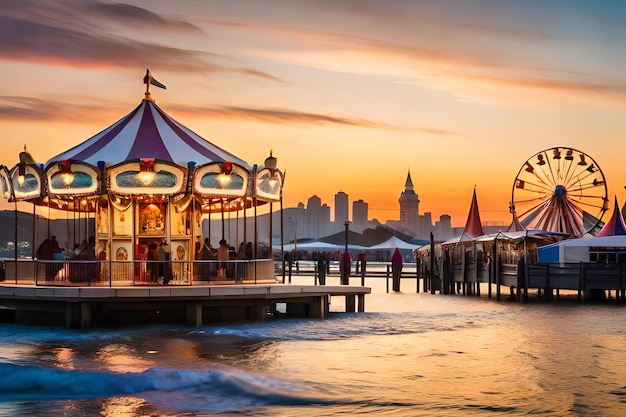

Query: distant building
<box><xmin>419</xmin><ymin>211</ymin><xmax>433</xmax><ymax>238</ymax></box>
<box><xmin>399</xmin><ymin>170</ymin><xmax>420</xmax><ymax>234</ymax></box>
<box><xmin>305</xmin><ymin>195</ymin><xmax>331</xmax><ymax>238</ymax></box>
<box><xmin>266</xmin><ymin>171</ymin><xmax>456</xmax><ymax>241</ymax></box>
<box><xmin>285</xmin><ymin>203</ymin><xmax>305</xmax><ymax>243</ymax></box>
<box><xmin>334</xmin><ymin>190</ymin><xmax>349</xmax><ymax>231</ymax></box>
<box><xmin>305</xmin><ymin>195</ymin><xmax>322</xmax><ymax>238</ymax></box>
<box><xmin>434</xmin><ymin>214</ymin><xmax>453</xmax><ymax>241</ymax></box>
<box><xmin>352</xmin><ymin>199</ymin><xmax>368</xmax><ymax>229</ymax></box>
<box><xmin>320</xmin><ymin>203</ymin><xmax>331</xmax><ymax>237</ymax></box>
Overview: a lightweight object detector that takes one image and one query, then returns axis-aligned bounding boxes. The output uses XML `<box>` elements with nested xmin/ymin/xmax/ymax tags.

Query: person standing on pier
<box><xmin>392</xmin><ymin>248</ymin><xmax>403</xmax><ymax>292</ymax></box>
<box><xmin>317</xmin><ymin>252</ymin><xmax>326</xmax><ymax>285</ymax></box>
<box><xmin>217</xmin><ymin>239</ymin><xmax>229</xmax><ymax>279</ymax></box>
<box><xmin>358</xmin><ymin>252</ymin><xmax>367</xmax><ymax>286</ymax></box>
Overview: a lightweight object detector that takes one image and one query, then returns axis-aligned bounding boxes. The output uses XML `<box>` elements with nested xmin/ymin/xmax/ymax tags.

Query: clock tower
<box><xmin>399</xmin><ymin>170</ymin><xmax>420</xmax><ymax>234</ymax></box>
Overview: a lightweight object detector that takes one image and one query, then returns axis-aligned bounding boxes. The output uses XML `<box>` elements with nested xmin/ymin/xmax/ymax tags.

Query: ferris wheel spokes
<box><xmin>511</xmin><ymin>147</ymin><xmax>608</xmax><ymax>237</ymax></box>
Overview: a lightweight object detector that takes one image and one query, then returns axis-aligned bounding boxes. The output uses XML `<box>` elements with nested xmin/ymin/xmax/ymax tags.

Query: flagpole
<box><xmin>144</xmin><ymin>68</ymin><xmax>151</xmax><ymax>100</ymax></box>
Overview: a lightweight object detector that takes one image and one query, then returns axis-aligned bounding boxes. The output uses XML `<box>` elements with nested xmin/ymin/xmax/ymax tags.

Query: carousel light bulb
<box><xmin>137</xmin><ymin>171</ymin><xmax>155</xmax><ymax>185</ymax></box>
<box><xmin>17</xmin><ymin>164</ymin><xmax>26</xmax><ymax>187</ymax></box>
<box><xmin>217</xmin><ymin>173</ymin><xmax>231</xmax><ymax>186</ymax></box>
<box><xmin>61</xmin><ymin>172</ymin><xmax>74</xmax><ymax>187</ymax></box>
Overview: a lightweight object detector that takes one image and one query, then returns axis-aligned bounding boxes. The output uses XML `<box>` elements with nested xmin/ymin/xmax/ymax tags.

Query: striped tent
<box><xmin>45</xmin><ymin>99</ymin><xmax>251</xmax><ymax>169</ymax></box>
<box><xmin>3</xmin><ymin>75</ymin><xmax>283</xmax><ymax>211</ymax></box>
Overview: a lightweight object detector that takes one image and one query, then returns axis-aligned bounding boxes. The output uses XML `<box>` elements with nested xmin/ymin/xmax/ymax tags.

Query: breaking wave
<box><xmin>0</xmin><ymin>362</ymin><xmax>335</xmax><ymax>413</ymax></box>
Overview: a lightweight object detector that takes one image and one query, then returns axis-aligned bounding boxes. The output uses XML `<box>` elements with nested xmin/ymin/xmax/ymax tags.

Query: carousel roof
<box><xmin>45</xmin><ymin>98</ymin><xmax>251</xmax><ymax>170</ymax></box>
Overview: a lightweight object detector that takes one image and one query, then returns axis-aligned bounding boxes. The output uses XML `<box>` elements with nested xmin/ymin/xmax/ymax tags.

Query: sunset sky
<box><xmin>2</xmin><ymin>0</ymin><xmax>626</xmax><ymax>227</ymax></box>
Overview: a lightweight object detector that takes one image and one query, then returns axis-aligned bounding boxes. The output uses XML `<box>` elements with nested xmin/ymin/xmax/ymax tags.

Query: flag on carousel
<box><xmin>143</xmin><ymin>68</ymin><xmax>166</xmax><ymax>89</ymax></box>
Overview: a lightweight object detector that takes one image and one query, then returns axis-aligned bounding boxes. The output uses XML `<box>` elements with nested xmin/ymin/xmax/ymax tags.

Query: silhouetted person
<box><xmin>38</xmin><ymin>236</ymin><xmax>62</xmax><ymax>281</ymax></box>
<box><xmin>340</xmin><ymin>252</ymin><xmax>351</xmax><ymax>285</ymax></box>
<box><xmin>200</xmin><ymin>238</ymin><xmax>215</xmax><ymax>278</ymax></box>
<box><xmin>49</xmin><ymin>235</ymin><xmax>61</xmax><ymax>254</ymax></box>
<box><xmin>217</xmin><ymin>239</ymin><xmax>229</xmax><ymax>278</ymax></box>
<box><xmin>148</xmin><ymin>242</ymin><xmax>159</xmax><ymax>282</ymax></box>
<box><xmin>317</xmin><ymin>253</ymin><xmax>326</xmax><ymax>285</ymax></box>
<box><xmin>516</xmin><ymin>255</ymin><xmax>526</xmax><ymax>301</ymax></box>
<box><xmin>392</xmin><ymin>248</ymin><xmax>403</xmax><ymax>292</ymax></box>
<box><xmin>159</xmin><ymin>240</ymin><xmax>172</xmax><ymax>284</ymax></box>
<box><xmin>358</xmin><ymin>252</ymin><xmax>367</xmax><ymax>285</ymax></box>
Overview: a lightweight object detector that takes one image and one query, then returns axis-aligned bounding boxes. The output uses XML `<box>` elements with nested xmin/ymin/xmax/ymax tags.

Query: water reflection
<box><xmin>3</xmin><ymin>294</ymin><xmax>626</xmax><ymax>416</ymax></box>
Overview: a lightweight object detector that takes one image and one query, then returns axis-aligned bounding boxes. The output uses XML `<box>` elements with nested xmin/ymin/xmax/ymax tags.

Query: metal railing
<box><xmin>0</xmin><ymin>258</ymin><xmax>275</xmax><ymax>287</ymax></box>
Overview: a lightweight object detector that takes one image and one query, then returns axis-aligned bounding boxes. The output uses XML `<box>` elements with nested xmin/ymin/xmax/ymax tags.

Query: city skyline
<box><xmin>2</xmin><ymin>1</ymin><xmax>626</xmax><ymax>227</ymax></box>
<box><xmin>295</xmin><ymin>173</ymin><xmax>457</xmax><ymax>241</ymax></box>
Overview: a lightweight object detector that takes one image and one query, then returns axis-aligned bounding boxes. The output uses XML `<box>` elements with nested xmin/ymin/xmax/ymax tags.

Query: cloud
<box><xmin>444</xmin><ymin>70</ymin><xmax>626</xmax><ymax>101</ymax></box>
<box><xmin>0</xmin><ymin>95</ymin><xmax>450</xmax><ymax>134</ymax></box>
<box><xmin>0</xmin><ymin>17</ymin><xmax>203</xmax><ymax>70</ymax></box>
<box><xmin>0</xmin><ymin>1</ymin><xmax>280</xmax><ymax>80</ymax></box>
<box><xmin>0</xmin><ymin>96</ymin><xmax>125</xmax><ymax>123</ymax></box>
<box><xmin>77</xmin><ymin>1</ymin><xmax>203</xmax><ymax>33</ymax></box>
<box><xmin>168</xmin><ymin>103</ymin><xmax>451</xmax><ymax>134</ymax></box>
<box><xmin>203</xmin><ymin>7</ymin><xmax>625</xmax><ymax>106</ymax></box>
<box><xmin>164</xmin><ymin>102</ymin><xmax>395</xmax><ymax>127</ymax></box>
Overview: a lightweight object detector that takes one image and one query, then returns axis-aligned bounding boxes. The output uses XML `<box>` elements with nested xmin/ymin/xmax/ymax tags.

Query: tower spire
<box><xmin>404</xmin><ymin>169</ymin><xmax>414</xmax><ymax>191</ymax></box>
<box><xmin>399</xmin><ymin>169</ymin><xmax>420</xmax><ymax>234</ymax></box>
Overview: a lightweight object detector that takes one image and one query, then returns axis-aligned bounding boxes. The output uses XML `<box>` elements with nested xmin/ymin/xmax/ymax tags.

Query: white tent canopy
<box><xmin>281</xmin><ymin>241</ymin><xmax>366</xmax><ymax>252</ymax></box>
<box><xmin>476</xmin><ymin>229</ymin><xmax>571</xmax><ymax>242</ymax></box>
<box><xmin>365</xmin><ymin>235</ymin><xmax>423</xmax><ymax>251</ymax></box>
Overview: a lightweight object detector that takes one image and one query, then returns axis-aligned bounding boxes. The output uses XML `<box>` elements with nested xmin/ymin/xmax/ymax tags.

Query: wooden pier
<box><xmin>283</xmin><ymin>259</ymin><xmax>626</xmax><ymax>303</ymax></box>
<box><xmin>0</xmin><ymin>283</ymin><xmax>370</xmax><ymax>328</ymax></box>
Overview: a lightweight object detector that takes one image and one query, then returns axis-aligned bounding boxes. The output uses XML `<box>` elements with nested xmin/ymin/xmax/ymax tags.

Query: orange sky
<box><xmin>2</xmin><ymin>1</ymin><xmax>626</xmax><ymax>227</ymax></box>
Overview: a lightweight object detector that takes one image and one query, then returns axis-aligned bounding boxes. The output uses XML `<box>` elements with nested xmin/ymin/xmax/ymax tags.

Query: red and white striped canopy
<box><xmin>45</xmin><ymin>99</ymin><xmax>251</xmax><ymax>170</ymax></box>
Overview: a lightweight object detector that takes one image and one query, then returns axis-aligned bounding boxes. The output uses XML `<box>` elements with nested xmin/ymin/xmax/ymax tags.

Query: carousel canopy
<box><xmin>3</xmin><ymin>71</ymin><xmax>283</xmax><ymax>209</ymax></box>
<box><xmin>45</xmin><ymin>98</ymin><xmax>251</xmax><ymax>170</ymax></box>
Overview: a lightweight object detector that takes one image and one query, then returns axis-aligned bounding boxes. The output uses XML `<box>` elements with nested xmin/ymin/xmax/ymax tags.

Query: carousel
<box><xmin>0</xmin><ymin>70</ymin><xmax>284</xmax><ymax>285</ymax></box>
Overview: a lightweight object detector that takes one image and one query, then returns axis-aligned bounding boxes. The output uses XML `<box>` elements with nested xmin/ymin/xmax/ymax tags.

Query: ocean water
<box><xmin>1</xmin><ymin>277</ymin><xmax>626</xmax><ymax>416</ymax></box>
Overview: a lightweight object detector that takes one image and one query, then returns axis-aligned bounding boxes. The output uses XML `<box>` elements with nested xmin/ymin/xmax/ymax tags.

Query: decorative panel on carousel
<box><xmin>45</xmin><ymin>160</ymin><xmax>100</xmax><ymax>197</ymax></box>
<box><xmin>0</xmin><ymin>165</ymin><xmax>13</xmax><ymax>201</ymax></box>
<box><xmin>171</xmin><ymin>239</ymin><xmax>190</xmax><ymax>284</ymax></box>
<box><xmin>192</xmin><ymin>162</ymin><xmax>249</xmax><ymax>198</ymax></box>
<box><xmin>97</xmin><ymin>198</ymin><xmax>109</xmax><ymax>236</ymax></box>
<box><xmin>10</xmin><ymin>164</ymin><xmax>44</xmax><ymax>201</ymax></box>
<box><xmin>170</xmin><ymin>194</ymin><xmax>194</xmax><ymax>237</ymax></box>
<box><xmin>138</xmin><ymin>202</ymin><xmax>166</xmax><ymax>236</ymax></box>
<box><xmin>110</xmin><ymin>198</ymin><xmax>133</xmax><ymax>237</ymax></box>
<box><xmin>111</xmin><ymin>238</ymin><xmax>133</xmax><ymax>281</ymax></box>
<box><xmin>255</xmin><ymin>167</ymin><xmax>283</xmax><ymax>202</ymax></box>
<box><xmin>107</xmin><ymin>158</ymin><xmax>186</xmax><ymax>196</ymax></box>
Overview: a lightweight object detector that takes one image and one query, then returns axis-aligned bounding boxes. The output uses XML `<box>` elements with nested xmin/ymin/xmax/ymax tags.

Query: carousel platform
<box><xmin>0</xmin><ymin>282</ymin><xmax>370</xmax><ymax>328</ymax></box>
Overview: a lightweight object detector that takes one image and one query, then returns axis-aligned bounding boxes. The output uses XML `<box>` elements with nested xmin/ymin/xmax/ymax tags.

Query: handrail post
<box><xmin>386</xmin><ymin>264</ymin><xmax>389</xmax><ymax>293</ymax></box>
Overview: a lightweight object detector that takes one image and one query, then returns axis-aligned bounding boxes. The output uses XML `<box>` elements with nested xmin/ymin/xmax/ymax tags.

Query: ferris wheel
<box><xmin>510</xmin><ymin>147</ymin><xmax>608</xmax><ymax>237</ymax></box>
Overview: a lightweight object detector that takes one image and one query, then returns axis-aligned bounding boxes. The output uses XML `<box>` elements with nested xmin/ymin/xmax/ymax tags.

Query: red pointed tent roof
<box><xmin>462</xmin><ymin>188</ymin><xmax>485</xmax><ymax>238</ymax></box>
<box><xmin>507</xmin><ymin>212</ymin><xmax>525</xmax><ymax>232</ymax></box>
<box><xmin>596</xmin><ymin>197</ymin><xmax>626</xmax><ymax>237</ymax></box>
<box><xmin>45</xmin><ymin>99</ymin><xmax>251</xmax><ymax>169</ymax></box>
